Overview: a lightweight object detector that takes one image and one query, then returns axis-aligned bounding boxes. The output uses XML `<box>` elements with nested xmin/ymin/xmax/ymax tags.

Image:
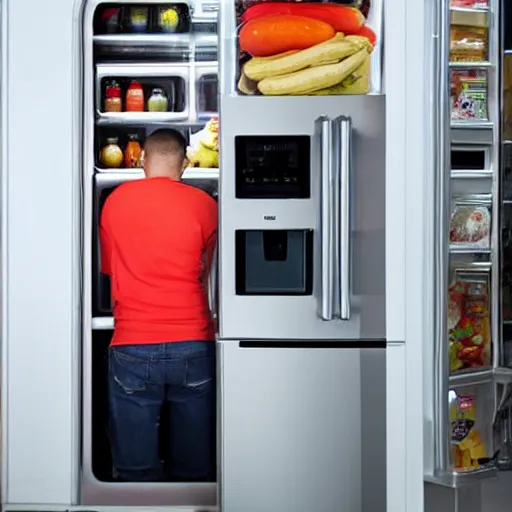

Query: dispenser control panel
<box><xmin>235</xmin><ymin>135</ymin><xmax>311</xmax><ymax>199</ymax></box>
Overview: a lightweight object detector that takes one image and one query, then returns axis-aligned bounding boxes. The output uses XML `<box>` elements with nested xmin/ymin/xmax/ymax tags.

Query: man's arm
<box><xmin>201</xmin><ymin>197</ymin><xmax>218</xmax><ymax>282</ymax></box>
<box><xmin>99</xmin><ymin>220</ymin><xmax>112</xmax><ymax>276</ymax></box>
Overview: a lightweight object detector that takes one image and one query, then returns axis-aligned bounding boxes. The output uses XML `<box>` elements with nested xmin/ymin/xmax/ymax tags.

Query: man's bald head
<box><xmin>143</xmin><ymin>128</ymin><xmax>188</xmax><ymax>179</ymax></box>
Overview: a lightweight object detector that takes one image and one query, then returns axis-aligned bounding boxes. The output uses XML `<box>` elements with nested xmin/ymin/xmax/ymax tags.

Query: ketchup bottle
<box><xmin>104</xmin><ymin>81</ymin><xmax>122</xmax><ymax>112</ymax></box>
<box><xmin>125</xmin><ymin>81</ymin><xmax>144</xmax><ymax>112</ymax></box>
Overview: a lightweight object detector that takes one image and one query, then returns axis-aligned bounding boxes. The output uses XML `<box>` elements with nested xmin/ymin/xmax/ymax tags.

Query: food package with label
<box><xmin>450</xmin><ymin>7</ymin><xmax>488</xmax><ymax>62</ymax></box>
<box><xmin>450</xmin><ymin>392</ymin><xmax>487</xmax><ymax>471</ymax></box>
<box><xmin>449</xmin><ymin>204</ymin><xmax>490</xmax><ymax>248</ymax></box>
<box><xmin>450</xmin><ymin>0</ymin><xmax>488</xmax><ymax>7</ymax></box>
<box><xmin>187</xmin><ymin>117</ymin><xmax>219</xmax><ymax>169</ymax></box>
<box><xmin>450</xmin><ymin>69</ymin><xmax>488</xmax><ymax>121</ymax></box>
<box><xmin>450</xmin><ymin>25</ymin><xmax>487</xmax><ymax>62</ymax></box>
<box><xmin>448</xmin><ymin>276</ymin><xmax>491</xmax><ymax>373</ymax></box>
<box><xmin>236</xmin><ymin>1</ymin><xmax>376</xmax><ymax>96</ymax></box>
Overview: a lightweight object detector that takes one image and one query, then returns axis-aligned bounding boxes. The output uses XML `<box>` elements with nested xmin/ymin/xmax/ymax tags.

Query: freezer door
<box><xmin>218</xmin><ymin>340</ymin><xmax>386</xmax><ymax>512</ymax></box>
<box><xmin>219</xmin><ymin>95</ymin><xmax>385</xmax><ymax>340</ymax></box>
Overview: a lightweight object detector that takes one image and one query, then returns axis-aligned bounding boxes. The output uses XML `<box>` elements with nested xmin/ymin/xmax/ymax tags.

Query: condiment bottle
<box><xmin>147</xmin><ymin>88</ymin><xmax>168</xmax><ymax>112</ymax></box>
<box><xmin>124</xmin><ymin>134</ymin><xmax>142</xmax><ymax>168</ymax></box>
<box><xmin>125</xmin><ymin>81</ymin><xmax>144</xmax><ymax>112</ymax></box>
<box><xmin>129</xmin><ymin>6</ymin><xmax>148</xmax><ymax>33</ymax></box>
<box><xmin>100</xmin><ymin>138</ymin><xmax>124</xmax><ymax>168</ymax></box>
<box><xmin>157</xmin><ymin>6</ymin><xmax>180</xmax><ymax>33</ymax></box>
<box><xmin>101</xmin><ymin>7</ymin><xmax>121</xmax><ymax>34</ymax></box>
<box><xmin>104</xmin><ymin>81</ymin><xmax>122</xmax><ymax>112</ymax></box>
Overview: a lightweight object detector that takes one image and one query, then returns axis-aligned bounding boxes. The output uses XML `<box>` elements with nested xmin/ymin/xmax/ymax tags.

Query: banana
<box><xmin>257</xmin><ymin>47</ymin><xmax>370</xmax><ymax>96</ymax></box>
<box><xmin>244</xmin><ymin>34</ymin><xmax>372</xmax><ymax>82</ymax></box>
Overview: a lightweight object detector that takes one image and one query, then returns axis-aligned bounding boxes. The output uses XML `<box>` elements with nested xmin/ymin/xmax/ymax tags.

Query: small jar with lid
<box><xmin>100</xmin><ymin>137</ymin><xmax>124</xmax><ymax>168</ymax></box>
<box><xmin>147</xmin><ymin>88</ymin><xmax>168</xmax><ymax>112</ymax></box>
<box><xmin>157</xmin><ymin>6</ymin><xmax>180</xmax><ymax>33</ymax></box>
<box><xmin>104</xmin><ymin>81</ymin><xmax>122</xmax><ymax>112</ymax></box>
<box><xmin>129</xmin><ymin>6</ymin><xmax>148</xmax><ymax>33</ymax></box>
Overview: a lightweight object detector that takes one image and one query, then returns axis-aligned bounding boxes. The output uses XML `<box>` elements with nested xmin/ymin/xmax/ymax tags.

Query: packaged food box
<box><xmin>450</xmin><ymin>392</ymin><xmax>487</xmax><ymax>471</ymax></box>
<box><xmin>449</xmin><ymin>204</ymin><xmax>491</xmax><ymax>248</ymax></box>
<box><xmin>451</xmin><ymin>69</ymin><xmax>488</xmax><ymax>121</ymax></box>
<box><xmin>448</xmin><ymin>276</ymin><xmax>491</xmax><ymax>373</ymax></box>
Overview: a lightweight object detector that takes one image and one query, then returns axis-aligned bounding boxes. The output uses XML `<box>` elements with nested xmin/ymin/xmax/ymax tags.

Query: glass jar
<box><xmin>100</xmin><ymin>138</ymin><xmax>124</xmax><ymax>168</ymax></box>
<box><xmin>157</xmin><ymin>6</ymin><xmax>180</xmax><ymax>33</ymax></box>
<box><xmin>126</xmin><ymin>81</ymin><xmax>144</xmax><ymax>112</ymax></box>
<box><xmin>147</xmin><ymin>88</ymin><xmax>168</xmax><ymax>112</ymax></box>
<box><xmin>124</xmin><ymin>134</ymin><xmax>142</xmax><ymax>168</ymax></box>
<box><xmin>104</xmin><ymin>81</ymin><xmax>122</xmax><ymax>112</ymax></box>
<box><xmin>129</xmin><ymin>6</ymin><xmax>148</xmax><ymax>33</ymax></box>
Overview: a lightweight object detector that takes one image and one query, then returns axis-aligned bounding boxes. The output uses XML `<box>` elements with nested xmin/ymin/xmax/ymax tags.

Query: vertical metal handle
<box><xmin>320</xmin><ymin>116</ymin><xmax>334</xmax><ymax>320</ymax></box>
<box><xmin>336</xmin><ymin>116</ymin><xmax>352</xmax><ymax>320</ymax></box>
<box><xmin>208</xmin><ymin>243</ymin><xmax>218</xmax><ymax>323</ymax></box>
<box><xmin>433</xmin><ymin>0</ymin><xmax>451</xmax><ymax>477</ymax></box>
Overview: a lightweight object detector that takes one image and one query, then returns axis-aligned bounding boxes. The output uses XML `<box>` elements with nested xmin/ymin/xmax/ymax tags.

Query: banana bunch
<box><xmin>187</xmin><ymin>117</ymin><xmax>219</xmax><ymax>169</ymax></box>
<box><xmin>239</xmin><ymin>34</ymin><xmax>373</xmax><ymax>96</ymax></box>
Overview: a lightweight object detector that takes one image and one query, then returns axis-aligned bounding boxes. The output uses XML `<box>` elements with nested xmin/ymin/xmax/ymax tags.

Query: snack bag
<box><xmin>450</xmin><ymin>393</ymin><xmax>487</xmax><ymax>470</ymax></box>
<box><xmin>448</xmin><ymin>277</ymin><xmax>491</xmax><ymax>373</ymax></box>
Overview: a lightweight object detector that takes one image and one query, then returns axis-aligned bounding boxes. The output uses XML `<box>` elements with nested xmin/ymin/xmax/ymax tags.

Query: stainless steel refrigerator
<box><xmin>217</xmin><ymin>0</ymin><xmax>388</xmax><ymax>509</ymax></box>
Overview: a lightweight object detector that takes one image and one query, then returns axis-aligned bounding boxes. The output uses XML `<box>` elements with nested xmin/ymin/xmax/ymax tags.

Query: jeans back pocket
<box><xmin>109</xmin><ymin>348</ymin><xmax>150</xmax><ymax>394</ymax></box>
<box><xmin>185</xmin><ymin>354</ymin><xmax>215</xmax><ymax>389</ymax></box>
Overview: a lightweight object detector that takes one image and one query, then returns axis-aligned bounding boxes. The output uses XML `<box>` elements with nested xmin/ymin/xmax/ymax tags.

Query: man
<box><xmin>100</xmin><ymin>128</ymin><xmax>218</xmax><ymax>483</ymax></box>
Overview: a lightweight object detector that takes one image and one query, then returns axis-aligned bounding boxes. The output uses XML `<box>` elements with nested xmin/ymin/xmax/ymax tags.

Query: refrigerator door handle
<box><xmin>336</xmin><ymin>116</ymin><xmax>352</xmax><ymax>321</ymax></box>
<box><xmin>208</xmin><ymin>242</ymin><xmax>218</xmax><ymax>322</ymax></box>
<box><xmin>320</xmin><ymin>116</ymin><xmax>334</xmax><ymax>321</ymax></box>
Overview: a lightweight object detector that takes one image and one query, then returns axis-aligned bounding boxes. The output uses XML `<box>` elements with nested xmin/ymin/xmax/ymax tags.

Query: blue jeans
<box><xmin>108</xmin><ymin>341</ymin><xmax>215</xmax><ymax>482</ymax></box>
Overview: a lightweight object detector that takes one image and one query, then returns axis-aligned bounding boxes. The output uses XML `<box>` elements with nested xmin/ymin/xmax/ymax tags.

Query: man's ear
<box><xmin>182</xmin><ymin>158</ymin><xmax>189</xmax><ymax>172</ymax></box>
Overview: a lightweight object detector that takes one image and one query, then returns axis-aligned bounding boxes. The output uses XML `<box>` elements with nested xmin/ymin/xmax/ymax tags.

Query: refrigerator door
<box><xmin>219</xmin><ymin>96</ymin><xmax>385</xmax><ymax>340</ymax></box>
<box><xmin>218</xmin><ymin>341</ymin><xmax>386</xmax><ymax>512</ymax></box>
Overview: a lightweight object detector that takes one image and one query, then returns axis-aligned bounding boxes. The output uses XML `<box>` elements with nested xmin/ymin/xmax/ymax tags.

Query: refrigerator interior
<box><xmin>82</xmin><ymin>0</ymin><xmax>219</xmax><ymax>505</ymax></box>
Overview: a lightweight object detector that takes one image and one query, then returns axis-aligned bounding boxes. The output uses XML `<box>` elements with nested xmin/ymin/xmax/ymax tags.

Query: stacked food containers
<box><xmin>425</xmin><ymin>0</ymin><xmax>512</xmax><ymax>494</ymax></box>
<box><xmin>81</xmin><ymin>0</ymin><xmax>219</xmax><ymax>504</ymax></box>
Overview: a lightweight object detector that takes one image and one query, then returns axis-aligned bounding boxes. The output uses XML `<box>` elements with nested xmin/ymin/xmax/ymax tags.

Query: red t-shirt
<box><xmin>100</xmin><ymin>177</ymin><xmax>218</xmax><ymax>346</ymax></box>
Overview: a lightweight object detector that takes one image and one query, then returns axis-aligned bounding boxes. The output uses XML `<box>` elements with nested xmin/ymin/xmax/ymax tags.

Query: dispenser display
<box><xmin>235</xmin><ymin>135</ymin><xmax>311</xmax><ymax>198</ymax></box>
<box><xmin>235</xmin><ymin>0</ymin><xmax>381</xmax><ymax>95</ymax></box>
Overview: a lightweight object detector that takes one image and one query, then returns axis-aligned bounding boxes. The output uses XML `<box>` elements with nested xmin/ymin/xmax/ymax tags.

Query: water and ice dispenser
<box><xmin>235</xmin><ymin>230</ymin><xmax>313</xmax><ymax>295</ymax></box>
<box><xmin>233</xmin><ymin>135</ymin><xmax>314</xmax><ymax>296</ymax></box>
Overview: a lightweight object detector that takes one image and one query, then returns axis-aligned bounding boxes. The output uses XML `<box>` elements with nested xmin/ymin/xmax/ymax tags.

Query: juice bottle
<box><xmin>124</xmin><ymin>134</ymin><xmax>142</xmax><ymax>168</ymax></box>
<box><xmin>125</xmin><ymin>81</ymin><xmax>144</xmax><ymax>112</ymax></box>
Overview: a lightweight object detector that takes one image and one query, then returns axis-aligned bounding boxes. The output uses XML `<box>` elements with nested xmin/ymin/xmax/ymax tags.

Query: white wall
<box><xmin>1</xmin><ymin>0</ymin><xmax>81</xmax><ymax>505</ymax></box>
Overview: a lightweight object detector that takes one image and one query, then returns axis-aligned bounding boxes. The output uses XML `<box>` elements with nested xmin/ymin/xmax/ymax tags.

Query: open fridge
<box><xmin>81</xmin><ymin>0</ymin><xmax>219</xmax><ymax>506</ymax></box>
<box><xmin>425</xmin><ymin>0</ymin><xmax>512</xmax><ymax>505</ymax></box>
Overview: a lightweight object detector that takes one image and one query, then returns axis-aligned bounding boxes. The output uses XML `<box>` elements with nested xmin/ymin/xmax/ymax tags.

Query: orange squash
<box><xmin>239</xmin><ymin>15</ymin><xmax>336</xmax><ymax>57</ymax></box>
<box><xmin>241</xmin><ymin>3</ymin><xmax>365</xmax><ymax>35</ymax></box>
